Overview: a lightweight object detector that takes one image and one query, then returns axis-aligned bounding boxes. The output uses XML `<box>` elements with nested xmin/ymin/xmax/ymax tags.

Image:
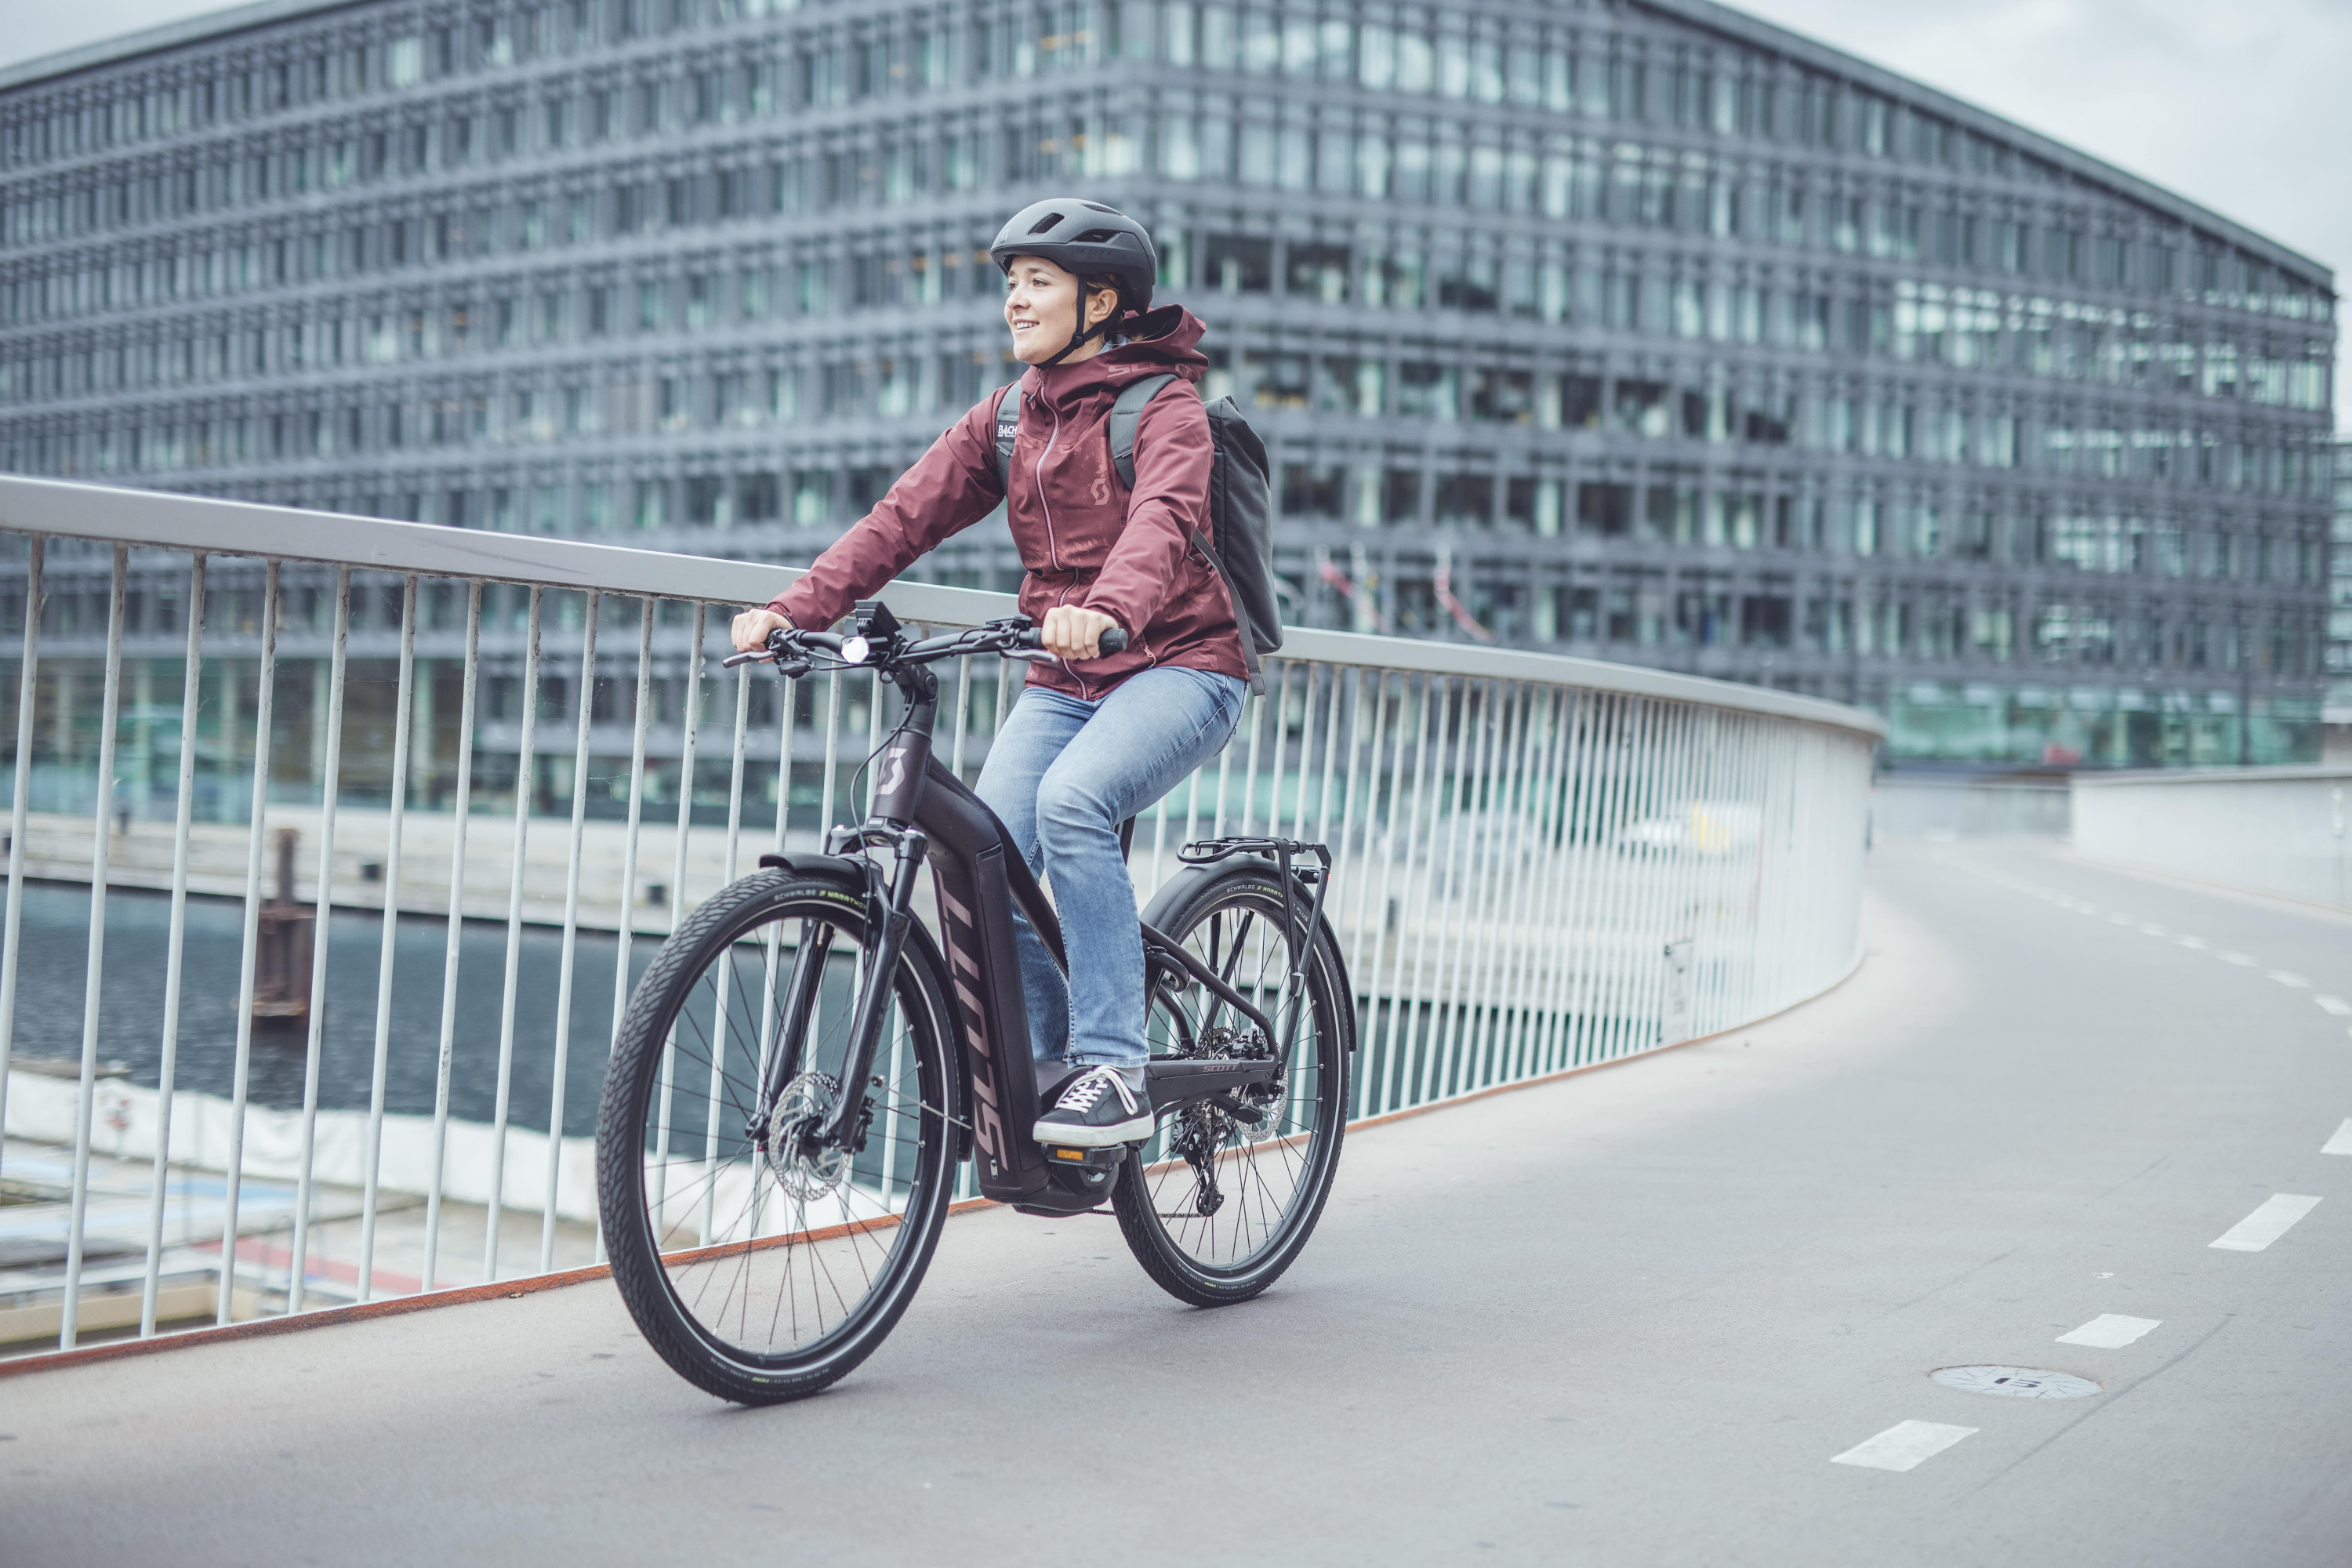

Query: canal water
<box><xmin>3</xmin><ymin>880</ymin><xmax>656</xmax><ymax>1139</ymax></box>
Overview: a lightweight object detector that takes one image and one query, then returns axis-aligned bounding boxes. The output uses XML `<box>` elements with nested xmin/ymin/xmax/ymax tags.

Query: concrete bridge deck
<box><xmin>5</xmin><ymin>838</ymin><xmax>2350</xmax><ymax>1566</ymax></box>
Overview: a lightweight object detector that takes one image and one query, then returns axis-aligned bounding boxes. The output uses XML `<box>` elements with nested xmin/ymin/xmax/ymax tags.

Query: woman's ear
<box><xmin>1085</xmin><ymin>284</ymin><xmax>1120</xmax><ymax>332</ymax></box>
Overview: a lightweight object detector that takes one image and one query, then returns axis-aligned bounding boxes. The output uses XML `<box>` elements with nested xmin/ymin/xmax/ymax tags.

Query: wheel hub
<box><xmin>764</xmin><ymin>1072</ymin><xmax>851</xmax><ymax>1202</ymax></box>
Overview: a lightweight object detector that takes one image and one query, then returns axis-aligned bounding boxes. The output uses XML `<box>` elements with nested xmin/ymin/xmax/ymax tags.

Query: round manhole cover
<box><xmin>1932</xmin><ymin>1366</ymin><xmax>2102</xmax><ymax>1400</ymax></box>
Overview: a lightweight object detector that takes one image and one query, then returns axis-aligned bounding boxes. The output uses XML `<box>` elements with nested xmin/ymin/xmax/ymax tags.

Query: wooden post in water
<box><xmin>252</xmin><ymin>826</ymin><xmax>313</xmax><ymax>1021</ymax></box>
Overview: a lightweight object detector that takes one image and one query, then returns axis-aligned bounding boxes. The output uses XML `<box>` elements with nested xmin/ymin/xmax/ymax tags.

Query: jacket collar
<box><xmin>1022</xmin><ymin>305</ymin><xmax>1210</xmax><ymax>412</ymax></box>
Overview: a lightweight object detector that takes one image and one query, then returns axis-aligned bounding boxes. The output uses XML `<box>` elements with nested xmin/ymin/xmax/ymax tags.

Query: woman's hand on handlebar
<box><xmin>731</xmin><ymin>607</ymin><xmax>793</xmax><ymax>653</ymax></box>
<box><xmin>1039</xmin><ymin>605</ymin><xmax>1123</xmax><ymax>661</ymax></box>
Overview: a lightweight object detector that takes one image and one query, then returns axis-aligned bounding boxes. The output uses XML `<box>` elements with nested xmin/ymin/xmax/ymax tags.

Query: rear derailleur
<box><xmin>1165</xmin><ymin>1025</ymin><xmax>1283</xmax><ymax>1218</ymax></box>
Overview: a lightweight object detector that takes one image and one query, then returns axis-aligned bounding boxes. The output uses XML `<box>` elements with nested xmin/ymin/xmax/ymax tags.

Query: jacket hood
<box><xmin>1023</xmin><ymin>304</ymin><xmax>1209</xmax><ymax>408</ymax></box>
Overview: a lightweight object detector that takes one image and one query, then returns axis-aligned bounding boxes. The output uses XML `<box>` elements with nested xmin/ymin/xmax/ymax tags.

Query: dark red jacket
<box><xmin>767</xmin><ymin>305</ymin><xmax>1246</xmax><ymax>699</ymax></box>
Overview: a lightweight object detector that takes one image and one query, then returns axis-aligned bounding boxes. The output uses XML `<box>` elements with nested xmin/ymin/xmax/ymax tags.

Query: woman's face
<box><xmin>1003</xmin><ymin>256</ymin><xmax>1116</xmax><ymax>365</ymax></box>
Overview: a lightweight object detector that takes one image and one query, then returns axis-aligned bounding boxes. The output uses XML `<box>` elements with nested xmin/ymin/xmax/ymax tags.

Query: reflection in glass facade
<box><xmin>0</xmin><ymin>0</ymin><xmax>2336</xmax><ymax>767</ymax></box>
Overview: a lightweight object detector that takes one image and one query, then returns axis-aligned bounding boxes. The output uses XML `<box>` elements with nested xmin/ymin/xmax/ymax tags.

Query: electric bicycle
<box><xmin>593</xmin><ymin>601</ymin><xmax>1352</xmax><ymax>1404</ymax></box>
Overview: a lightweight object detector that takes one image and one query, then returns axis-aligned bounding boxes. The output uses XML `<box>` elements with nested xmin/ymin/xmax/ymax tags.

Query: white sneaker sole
<box><xmin>1032</xmin><ymin>1111</ymin><xmax>1155</xmax><ymax>1149</ymax></box>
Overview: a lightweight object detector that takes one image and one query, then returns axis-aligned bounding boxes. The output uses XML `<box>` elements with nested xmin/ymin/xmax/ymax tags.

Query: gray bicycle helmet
<box><xmin>990</xmin><ymin>198</ymin><xmax>1158</xmax><ymax>364</ymax></box>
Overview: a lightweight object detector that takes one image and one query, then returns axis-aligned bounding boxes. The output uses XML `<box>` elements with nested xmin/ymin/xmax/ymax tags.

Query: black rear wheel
<box><xmin>595</xmin><ymin>870</ymin><xmax>956</xmax><ymax>1404</ymax></box>
<box><xmin>1115</xmin><ymin>865</ymin><xmax>1351</xmax><ymax>1305</ymax></box>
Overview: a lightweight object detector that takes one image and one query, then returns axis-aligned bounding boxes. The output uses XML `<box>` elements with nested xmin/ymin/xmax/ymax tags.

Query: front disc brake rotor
<box><xmin>764</xmin><ymin>1072</ymin><xmax>851</xmax><ymax>1202</ymax></box>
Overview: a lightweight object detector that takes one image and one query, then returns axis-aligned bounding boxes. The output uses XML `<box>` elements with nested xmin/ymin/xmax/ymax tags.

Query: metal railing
<box><xmin>0</xmin><ymin>474</ymin><xmax>1882</xmax><ymax>1355</ymax></box>
<box><xmin>2074</xmin><ymin>765</ymin><xmax>2352</xmax><ymax>911</ymax></box>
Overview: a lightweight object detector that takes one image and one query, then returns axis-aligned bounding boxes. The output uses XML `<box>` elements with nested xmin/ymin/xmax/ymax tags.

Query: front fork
<box><xmin>757</xmin><ymin>827</ymin><xmax>931</xmax><ymax>1161</ymax></box>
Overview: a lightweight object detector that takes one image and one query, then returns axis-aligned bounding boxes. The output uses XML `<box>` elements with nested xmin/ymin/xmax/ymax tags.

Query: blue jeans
<box><xmin>975</xmin><ymin>666</ymin><xmax>1247</xmax><ymax>1073</ymax></box>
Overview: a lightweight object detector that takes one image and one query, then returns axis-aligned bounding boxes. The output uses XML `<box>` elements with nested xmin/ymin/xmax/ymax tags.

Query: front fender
<box><xmin>755</xmin><ymin>851</ymin><xmax>868</xmax><ymax>890</ymax></box>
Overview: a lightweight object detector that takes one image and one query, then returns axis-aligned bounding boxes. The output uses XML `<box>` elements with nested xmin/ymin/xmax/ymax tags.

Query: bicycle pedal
<box><xmin>1039</xmin><ymin>1142</ymin><xmax>1133</xmax><ymax>1171</ymax></box>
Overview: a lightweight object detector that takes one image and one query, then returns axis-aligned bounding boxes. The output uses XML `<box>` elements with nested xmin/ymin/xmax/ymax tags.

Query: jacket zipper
<box><xmin>1031</xmin><ymin>390</ymin><xmax>1090</xmax><ymax>699</ymax></box>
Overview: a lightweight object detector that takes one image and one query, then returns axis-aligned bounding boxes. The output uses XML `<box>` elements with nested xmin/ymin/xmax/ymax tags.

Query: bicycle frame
<box><xmin>749</xmin><ymin>609</ymin><xmax>1302</xmax><ymax>1217</ymax></box>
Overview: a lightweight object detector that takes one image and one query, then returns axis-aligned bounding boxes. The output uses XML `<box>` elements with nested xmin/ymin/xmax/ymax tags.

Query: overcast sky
<box><xmin>7</xmin><ymin>0</ymin><xmax>2346</xmax><ymax>426</ymax></box>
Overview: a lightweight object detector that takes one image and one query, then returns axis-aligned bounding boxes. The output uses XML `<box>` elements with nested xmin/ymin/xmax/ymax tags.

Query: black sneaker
<box><xmin>1034</xmin><ymin>1065</ymin><xmax>1153</xmax><ymax>1148</ymax></box>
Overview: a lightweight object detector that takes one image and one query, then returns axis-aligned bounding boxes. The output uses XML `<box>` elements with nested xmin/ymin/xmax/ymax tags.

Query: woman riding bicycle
<box><xmin>731</xmin><ymin>199</ymin><xmax>1247</xmax><ymax>1151</ymax></box>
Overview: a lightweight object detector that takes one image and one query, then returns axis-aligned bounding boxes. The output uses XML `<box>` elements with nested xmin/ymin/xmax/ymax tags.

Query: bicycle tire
<box><xmin>1113</xmin><ymin>863</ymin><xmax>1352</xmax><ymax>1306</ymax></box>
<box><xmin>596</xmin><ymin>869</ymin><xmax>957</xmax><ymax>1404</ymax></box>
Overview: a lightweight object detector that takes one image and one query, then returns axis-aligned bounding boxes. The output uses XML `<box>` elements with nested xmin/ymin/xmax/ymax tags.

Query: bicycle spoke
<box><xmin>1127</xmin><ymin>877</ymin><xmax>1342</xmax><ymax>1279</ymax></box>
<box><xmin>608</xmin><ymin>884</ymin><xmax>950</xmax><ymax>1380</ymax></box>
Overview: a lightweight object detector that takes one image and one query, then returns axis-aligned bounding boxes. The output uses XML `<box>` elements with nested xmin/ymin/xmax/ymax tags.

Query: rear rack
<box><xmin>1177</xmin><ymin>836</ymin><xmax>1331</xmax><ymax>877</ymax></box>
<box><xmin>1174</xmin><ymin>837</ymin><xmax>1332</xmax><ymax>1059</ymax></box>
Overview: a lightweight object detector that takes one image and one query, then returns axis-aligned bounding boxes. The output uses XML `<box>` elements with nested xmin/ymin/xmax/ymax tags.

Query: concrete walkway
<box><xmin>5</xmin><ymin>839</ymin><xmax>2350</xmax><ymax>1566</ymax></box>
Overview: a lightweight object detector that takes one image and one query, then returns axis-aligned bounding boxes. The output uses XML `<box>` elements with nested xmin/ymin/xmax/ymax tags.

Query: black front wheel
<box><xmin>596</xmin><ymin>870</ymin><xmax>957</xmax><ymax>1404</ymax></box>
<box><xmin>1115</xmin><ymin>865</ymin><xmax>1352</xmax><ymax>1306</ymax></box>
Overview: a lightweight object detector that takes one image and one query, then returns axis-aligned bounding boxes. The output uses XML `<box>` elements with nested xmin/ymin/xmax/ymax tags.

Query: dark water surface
<box><xmin>2</xmin><ymin>881</ymin><xmax>659</xmax><ymax>1138</ymax></box>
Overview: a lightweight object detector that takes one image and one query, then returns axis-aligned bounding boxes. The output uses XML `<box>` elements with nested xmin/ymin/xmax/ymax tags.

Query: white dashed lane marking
<box><xmin>1831</xmin><ymin>1421</ymin><xmax>1979</xmax><ymax>1472</ymax></box>
<box><xmin>2020</xmin><ymin>884</ymin><xmax>2347</xmax><ymax>1034</ymax></box>
<box><xmin>2209</xmin><ymin>1195</ymin><xmax>2323</xmax><ymax>1252</ymax></box>
<box><xmin>2321</xmin><ymin>1120</ymin><xmax>2352</xmax><ymax>1157</ymax></box>
<box><xmin>2056</xmin><ymin>1314</ymin><xmax>2163</xmax><ymax>1348</ymax></box>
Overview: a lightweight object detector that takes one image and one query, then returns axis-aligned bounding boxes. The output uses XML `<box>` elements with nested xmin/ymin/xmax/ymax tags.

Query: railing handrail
<box><xmin>0</xmin><ymin>474</ymin><xmax>1887</xmax><ymax>741</ymax></box>
<box><xmin>2072</xmin><ymin>765</ymin><xmax>2352</xmax><ymax>787</ymax></box>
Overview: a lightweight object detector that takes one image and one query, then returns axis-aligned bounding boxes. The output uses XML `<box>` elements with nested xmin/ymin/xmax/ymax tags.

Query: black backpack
<box><xmin>993</xmin><ymin>375</ymin><xmax>1281</xmax><ymax>691</ymax></box>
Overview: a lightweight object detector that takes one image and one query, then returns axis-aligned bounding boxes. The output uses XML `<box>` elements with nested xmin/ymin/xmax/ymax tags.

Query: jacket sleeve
<box><xmin>1080</xmin><ymin>384</ymin><xmax>1214</xmax><ymax>637</ymax></box>
<box><xmin>766</xmin><ymin>394</ymin><xmax>1006</xmax><ymax>628</ymax></box>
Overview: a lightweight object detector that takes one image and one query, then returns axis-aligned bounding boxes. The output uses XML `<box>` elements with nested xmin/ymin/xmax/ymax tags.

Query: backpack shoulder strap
<box><xmin>991</xmin><ymin>379</ymin><xmax>1023</xmax><ymax>495</ymax></box>
<box><xmin>1107</xmin><ymin>372</ymin><xmax>1183</xmax><ymax>492</ymax></box>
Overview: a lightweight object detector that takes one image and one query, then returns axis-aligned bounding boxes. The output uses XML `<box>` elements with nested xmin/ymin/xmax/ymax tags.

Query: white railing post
<box><xmin>59</xmin><ymin>546</ymin><xmax>127</xmax><ymax>1348</ymax></box>
<box><xmin>0</xmin><ymin>535</ymin><xmax>44</xmax><ymax>1194</ymax></box>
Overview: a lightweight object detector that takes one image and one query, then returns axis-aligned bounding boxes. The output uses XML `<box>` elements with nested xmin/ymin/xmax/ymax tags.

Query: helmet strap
<box><xmin>1038</xmin><ymin>282</ymin><xmax>1112</xmax><ymax>368</ymax></box>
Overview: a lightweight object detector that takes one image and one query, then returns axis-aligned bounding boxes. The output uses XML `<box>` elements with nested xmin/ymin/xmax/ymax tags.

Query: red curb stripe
<box><xmin>1</xmin><ymin>949</ymin><xmax>1860</xmax><ymax>1381</ymax></box>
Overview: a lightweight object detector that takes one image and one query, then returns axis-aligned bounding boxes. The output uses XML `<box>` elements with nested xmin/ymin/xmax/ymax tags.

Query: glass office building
<box><xmin>0</xmin><ymin>0</ymin><xmax>2336</xmax><ymax>765</ymax></box>
<box><xmin>2329</xmin><ymin>440</ymin><xmax>2352</xmax><ymax>761</ymax></box>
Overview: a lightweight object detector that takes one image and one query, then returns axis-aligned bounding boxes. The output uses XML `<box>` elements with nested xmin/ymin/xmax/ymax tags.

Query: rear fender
<box><xmin>1141</xmin><ymin>857</ymin><xmax>1356</xmax><ymax>1053</ymax></box>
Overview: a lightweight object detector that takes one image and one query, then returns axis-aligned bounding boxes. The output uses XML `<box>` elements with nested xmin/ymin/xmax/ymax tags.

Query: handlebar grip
<box><xmin>1012</xmin><ymin>626</ymin><xmax>1128</xmax><ymax>656</ymax></box>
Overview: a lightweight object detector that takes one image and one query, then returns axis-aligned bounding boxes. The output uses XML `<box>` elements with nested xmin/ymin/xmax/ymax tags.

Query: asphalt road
<box><xmin>7</xmin><ymin>837</ymin><xmax>2350</xmax><ymax>1566</ymax></box>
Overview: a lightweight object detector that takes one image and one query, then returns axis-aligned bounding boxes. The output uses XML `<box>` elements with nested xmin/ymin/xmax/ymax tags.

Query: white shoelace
<box><xmin>1055</xmin><ymin>1066</ymin><xmax>1138</xmax><ymax>1116</ymax></box>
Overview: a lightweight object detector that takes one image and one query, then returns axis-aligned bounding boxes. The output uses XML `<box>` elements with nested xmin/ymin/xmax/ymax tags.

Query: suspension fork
<box><xmin>811</xmin><ymin>826</ymin><xmax>928</xmax><ymax>1150</ymax></box>
<box><xmin>752</xmin><ymin>918</ymin><xmax>833</xmax><ymax>1143</ymax></box>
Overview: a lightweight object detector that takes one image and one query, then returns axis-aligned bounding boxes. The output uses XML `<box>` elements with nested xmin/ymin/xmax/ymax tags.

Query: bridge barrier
<box><xmin>1871</xmin><ymin>777</ymin><xmax>2071</xmax><ymax>838</ymax></box>
<box><xmin>0</xmin><ymin>474</ymin><xmax>1882</xmax><ymax>1356</ymax></box>
<box><xmin>2073</xmin><ymin>766</ymin><xmax>2352</xmax><ymax>911</ymax></box>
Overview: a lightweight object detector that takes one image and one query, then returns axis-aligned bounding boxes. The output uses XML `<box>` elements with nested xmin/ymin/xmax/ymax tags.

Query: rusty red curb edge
<box><xmin>2</xmin><ymin>946</ymin><xmax>1863</xmax><ymax>1381</ymax></box>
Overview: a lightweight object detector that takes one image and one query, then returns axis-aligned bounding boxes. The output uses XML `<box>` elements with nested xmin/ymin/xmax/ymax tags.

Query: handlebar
<box><xmin>721</xmin><ymin>618</ymin><xmax>1126</xmax><ymax>671</ymax></box>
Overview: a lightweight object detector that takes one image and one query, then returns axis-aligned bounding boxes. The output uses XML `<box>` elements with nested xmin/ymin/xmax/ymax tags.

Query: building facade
<box><xmin>0</xmin><ymin>0</ymin><xmax>2337</xmax><ymax>767</ymax></box>
<box><xmin>2330</xmin><ymin>439</ymin><xmax>2352</xmax><ymax>762</ymax></box>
